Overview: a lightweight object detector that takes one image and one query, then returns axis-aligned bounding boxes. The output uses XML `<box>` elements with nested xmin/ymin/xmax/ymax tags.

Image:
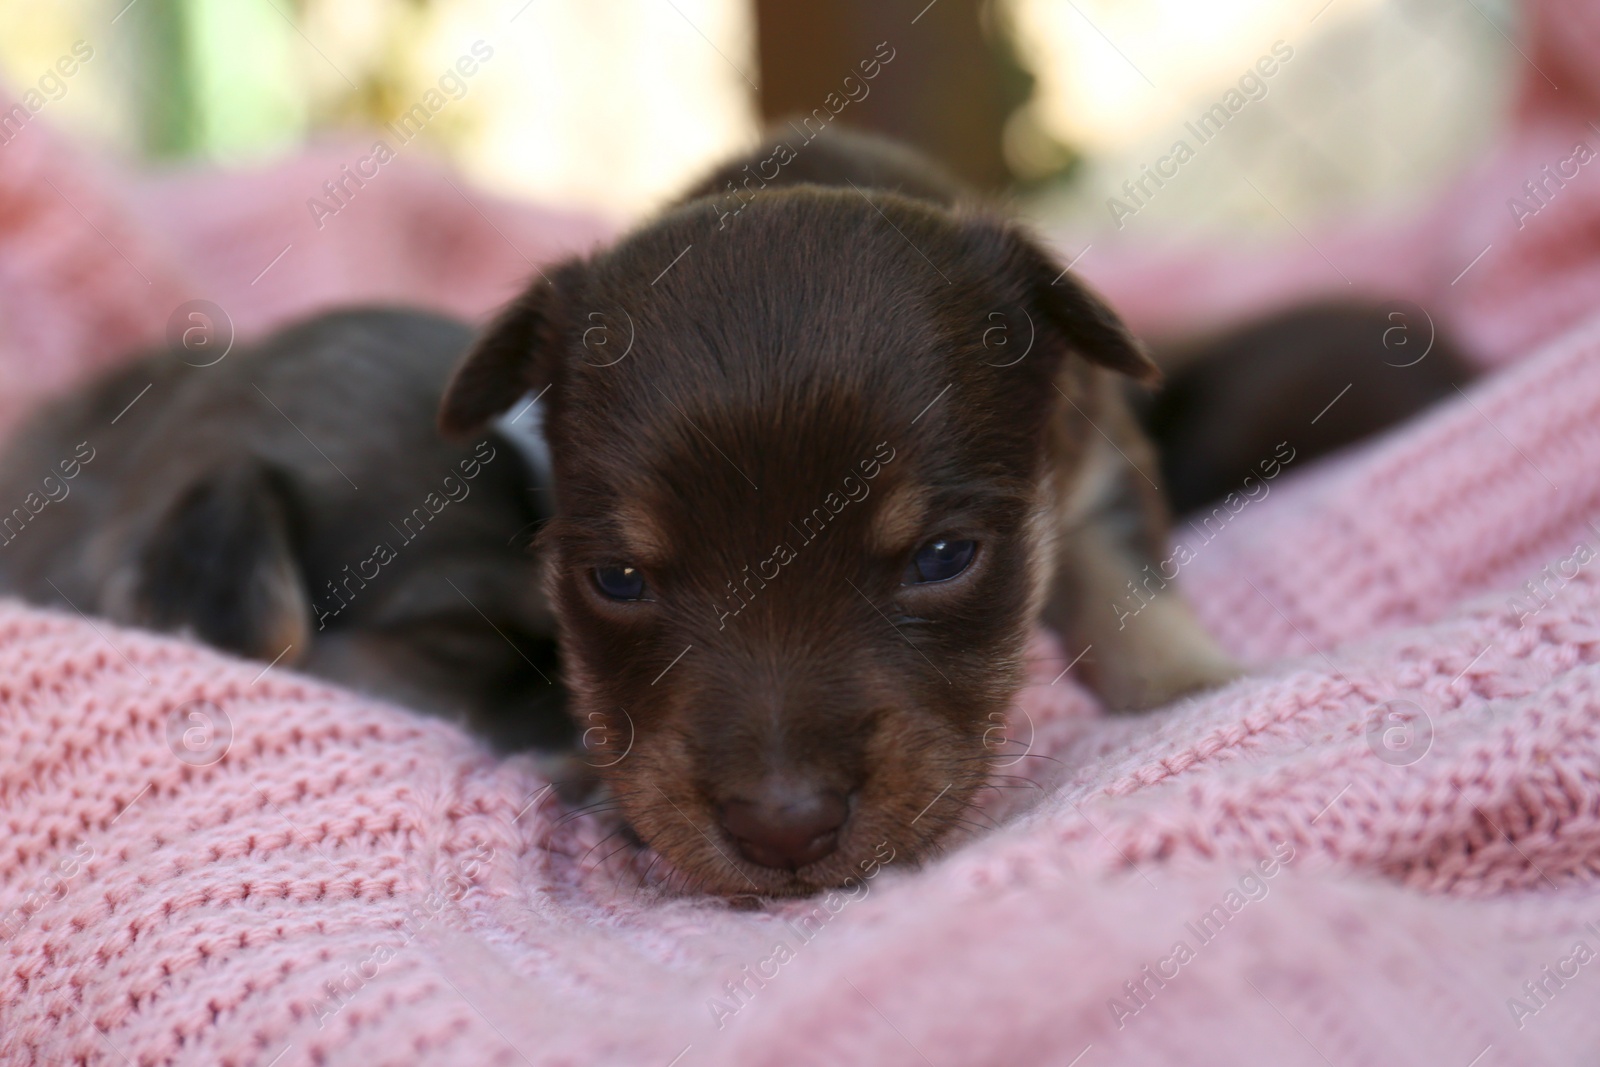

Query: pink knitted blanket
<box><xmin>5</xmin><ymin>15</ymin><xmax>1600</xmax><ymax>1062</ymax></box>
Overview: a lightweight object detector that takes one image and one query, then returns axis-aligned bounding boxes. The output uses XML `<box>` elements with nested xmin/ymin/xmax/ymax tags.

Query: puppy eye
<box><xmin>593</xmin><ymin>564</ymin><xmax>648</xmax><ymax>601</ymax></box>
<box><xmin>903</xmin><ymin>537</ymin><xmax>976</xmax><ymax>584</ymax></box>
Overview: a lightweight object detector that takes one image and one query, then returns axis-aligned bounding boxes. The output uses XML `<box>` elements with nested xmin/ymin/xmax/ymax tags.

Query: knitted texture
<box><xmin>5</xmin><ymin>7</ymin><xmax>1600</xmax><ymax>1059</ymax></box>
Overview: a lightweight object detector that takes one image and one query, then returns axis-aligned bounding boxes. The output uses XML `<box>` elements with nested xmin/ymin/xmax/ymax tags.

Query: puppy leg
<box><xmin>97</xmin><ymin>462</ymin><xmax>312</xmax><ymax>663</ymax></box>
<box><xmin>1041</xmin><ymin>374</ymin><xmax>1239</xmax><ymax>711</ymax></box>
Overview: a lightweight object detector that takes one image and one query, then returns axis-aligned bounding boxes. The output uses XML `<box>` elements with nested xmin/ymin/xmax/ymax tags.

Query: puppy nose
<box><xmin>719</xmin><ymin>784</ymin><xmax>850</xmax><ymax>870</ymax></box>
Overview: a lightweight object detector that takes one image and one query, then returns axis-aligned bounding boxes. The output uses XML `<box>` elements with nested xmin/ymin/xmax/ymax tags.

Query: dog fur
<box><xmin>1139</xmin><ymin>301</ymin><xmax>1477</xmax><ymax>514</ymax></box>
<box><xmin>438</xmin><ymin>129</ymin><xmax>1237</xmax><ymax>896</ymax></box>
<box><xmin>0</xmin><ymin>309</ymin><xmax>569</xmax><ymax>751</ymax></box>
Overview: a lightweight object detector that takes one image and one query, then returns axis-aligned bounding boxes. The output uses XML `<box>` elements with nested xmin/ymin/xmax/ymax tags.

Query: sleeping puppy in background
<box><xmin>438</xmin><ymin>128</ymin><xmax>1239</xmax><ymax>898</ymax></box>
<box><xmin>1137</xmin><ymin>301</ymin><xmax>1477</xmax><ymax>515</ymax></box>
<box><xmin>0</xmin><ymin>309</ymin><xmax>568</xmax><ymax>752</ymax></box>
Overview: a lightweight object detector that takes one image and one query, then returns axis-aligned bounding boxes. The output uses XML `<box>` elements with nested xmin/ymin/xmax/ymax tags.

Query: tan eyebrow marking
<box><xmin>614</xmin><ymin>499</ymin><xmax>670</xmax><ymax>566</ymax></box>
<box><xmin>869</xmin><ymin>483</ymin><xmax>929</xmax><ymax>555</ymax></box>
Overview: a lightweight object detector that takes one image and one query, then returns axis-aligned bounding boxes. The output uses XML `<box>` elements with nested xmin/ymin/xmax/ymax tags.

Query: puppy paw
<box><xmin>1104</xmin><ymin>649</ymin><xmax>1243</xmax><ymax>712</ymax></box>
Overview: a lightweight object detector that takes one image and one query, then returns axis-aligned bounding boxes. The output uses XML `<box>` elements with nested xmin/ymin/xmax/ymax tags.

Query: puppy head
<box><xmin>86</xmin><ymin>311</ymin><xmax>569</xmax><ymax>752</ymax></box>
<box><xmin>442</xmin><ymin>188</ymin><xmax>1154</xmax><ymax>895</ymax></box>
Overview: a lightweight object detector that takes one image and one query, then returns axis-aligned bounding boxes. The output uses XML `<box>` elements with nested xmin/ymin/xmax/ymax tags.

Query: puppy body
<box><xmin>0</xmin><ymin>309</ymin><xmax>568</xmax><ymax>750</ymax></box>
<box><xmin>442</xmin><ymin>130</ymin><xmax>1235</xmax><ymax>895</ymax></box>
<box><xmin>1140</xmin><ymin>301</ymin><xmax>1477</xmax><ymax>515</ymax></box>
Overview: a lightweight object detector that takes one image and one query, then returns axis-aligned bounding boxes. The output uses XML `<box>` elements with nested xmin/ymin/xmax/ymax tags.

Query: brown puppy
<box><xmin>1139</xmin><ymin>301</ymin><xmax>1477</xmax><ymax>515</ymax></box>
<box><xmin>439</xmin><ymin>130</ymin><xmax>1237</xmax><ymax>896</ymax></box>
<box><xmin>0</xmin><ymin>309</ymin><xmax>568</xmax><ymax>751</ymax></box>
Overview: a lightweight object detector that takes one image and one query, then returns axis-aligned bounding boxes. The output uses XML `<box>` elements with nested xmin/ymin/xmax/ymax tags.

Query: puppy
<box><xmin>0</xmin><ymin>309</ymin><xmax>568</xmax><ymax>751</ymax></box>
<box><xmin>438</xmin><ymin>128</ymin><xmax>1237</xmax><ymax>897</ymax></box>
<box><xmin>1138</xmin><ymin>301</ymin><xmax>1477</xmax><ymax>515</ymax></box>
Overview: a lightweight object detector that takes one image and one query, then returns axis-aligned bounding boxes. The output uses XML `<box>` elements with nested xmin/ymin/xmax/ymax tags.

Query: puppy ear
<box><xmin>440</xmin><ymin>263</ymin><xmax>579</xmax><ymax>438</ymax></box>
<box><xmin>976</xmin><ymin>220</ymin><xmax>1161</xmax><ymax>386</ymax></box>
<box><xmin>112</xmin><ymin>463</ymin><xmax>311</xmax><ymax>662</ymax></box>
<box><xmin>1035</xmin><ymin>264</ymin><xmax>1161</xmax><ymax>386</ymax></box>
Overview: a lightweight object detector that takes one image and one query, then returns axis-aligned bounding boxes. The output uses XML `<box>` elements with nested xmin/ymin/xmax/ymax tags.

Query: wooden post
<box><xmin>751</xmin><ymin>0</ymin><xmax>1031</xmax><ymax>191</ymax></box>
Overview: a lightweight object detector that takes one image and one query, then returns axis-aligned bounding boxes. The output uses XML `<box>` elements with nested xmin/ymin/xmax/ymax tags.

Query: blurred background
<box><xmin>0</xmin><ymin>0</ymin><xmax>1517</xmax><ymax>233</ymax></box>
